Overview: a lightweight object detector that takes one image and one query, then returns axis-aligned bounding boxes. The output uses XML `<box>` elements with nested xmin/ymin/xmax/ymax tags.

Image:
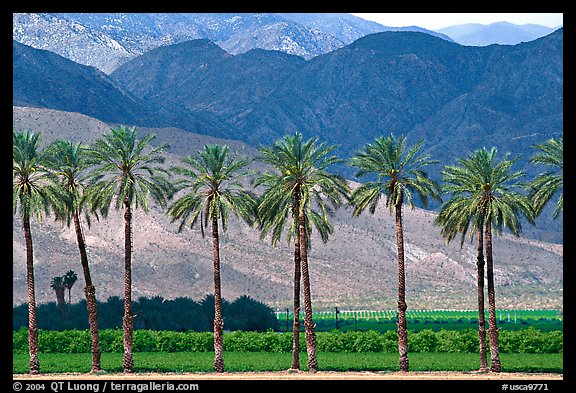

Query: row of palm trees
<box><xmin>13</xmin><ymin>127</ymin><xmax>562</xmax><ymax>375</ymax></box>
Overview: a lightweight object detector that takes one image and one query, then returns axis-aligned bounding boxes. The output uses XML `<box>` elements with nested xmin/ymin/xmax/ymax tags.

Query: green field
<box><xmin>12</xmin><ymin>352</ymin><xmax>563</xmax><ymax>374</ymax></box>
<box><xmin>275</xmin><ymin>309</ymin><xmax>563</xmax><ymax>332</ymax></box>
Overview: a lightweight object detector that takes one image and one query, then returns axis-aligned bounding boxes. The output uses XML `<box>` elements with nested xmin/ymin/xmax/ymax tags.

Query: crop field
<box><xmin>275</xmin><ymin>309</ymin><xmax>563</xmax><ymax>332</ymax></box>
<box><xmin>12</xmin><ymin>352</ymin><xmax>563</xmax><ymax>374</ymax></box>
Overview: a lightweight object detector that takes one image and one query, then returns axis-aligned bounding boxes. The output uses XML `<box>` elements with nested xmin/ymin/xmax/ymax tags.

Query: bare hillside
<box><xmin>13</xmin><ymin>106</ymin><xmax>563</xmax><ymax>310</ymax></box>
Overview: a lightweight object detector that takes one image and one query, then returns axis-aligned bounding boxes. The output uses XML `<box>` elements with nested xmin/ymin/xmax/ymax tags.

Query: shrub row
<box><xmin>13</xmin><ymin>327</ymin><xmax>562</xmax><ymax>354</ymax></box>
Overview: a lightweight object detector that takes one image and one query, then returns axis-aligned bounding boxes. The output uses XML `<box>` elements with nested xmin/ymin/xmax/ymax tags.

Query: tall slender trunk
<box><xmin>299</xmin><ymin>205</ymin><xmax>318</xmax><ymax>372</ymax></box>
<box><xmin>73</xmin><ymin>210</ymin><xmax>101</xmax><ymax>372</ymax></box>
<box><xmin>23</xmin><ymin>214</ymin><xmax>40</xmax><ymax>374</ymax></box>
<box><xmin>291</xmin><ymin>234</ymin><xmax>302</xmax><ymax>370</ymax></box>
<box><xmin>485</xmin><ymin>219</ymin><xmax>502</xmax><ymax>372</ymax></box>
<box><xmin>476</xmin><ymin>222</ymin><xmax>488</xmax><ymax>372</ymax></box>
<box><xmin>395</xmin><ymin>202</ymin><xmax>409</xmax><ymax>372</ymax></box>
<box><xmin>212</xmin><ymin>215</ymin><xmax>225</xmax><ymax>373</ymax></box>
<box><xmin>291</xmin><ymin>192</ymin><xmax>301</xmax><ymax>370</ymax></box>
<box><xmin>122</xmin><ymin>201</ymin><xmax>134</xmax><ymax>373</ymax></box>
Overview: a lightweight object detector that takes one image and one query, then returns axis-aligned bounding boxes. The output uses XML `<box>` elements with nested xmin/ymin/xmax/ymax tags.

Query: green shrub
<box><xmin>224</xmin><ymin>331</ymin><xmax>260</xmax><ymax>352</ymax></box>
<box><xmin>542</xmin><ymin>330</ymin><xmax>563</xmax><ymax>353</ymax></box>
<box><xmin>317</xmin><ymin>330</ymin><xmax>354</xmax><ymax>352</ymax></box>
<box><xmin>498</xmin><ymin>327</ymin><xmax>563</xmax><ymax>354</ymax></box>
<box><xmin>353</xmin><ymin>330</ymin><xmax>383</xmax><ymax>352</ymax></box>
<box><xmin>133</xmin><ymin>330</ymin><xmax>158</xmax><ymax>352</ymax></box>
<box><xmin>66</xmin><ymin>330</ymin><xmax>91</xmax><ymax>353</ymax></box>
<box><xmin>156</xmin><ymin>331</ymin><xmax>182</xmax><ymax>352</ymax></box>
<box><xmin>409</xmin><ymin>329</ymin><xmax>439</xmax><ymax>352</ymax></box>
<box><xmin>12</xmin><ymin>327</ymin><xmax>28</xmax><ymax>354</ymax></box>
<box><xmin>436</xmin><ymin>329</ymin><xmax>478</xmax><ymax>353</ymax></box>
<box><xmin>180</xmin><ymin>331</ymin><xmax>213</xmax><ymax>352</ymax></box>
<box><xmin>274</xmin><ymin>331</ymin><xmax>298</xmax><ymax>353</ymax></box>
<box><xmin>12</xmin><ymin>327</ymin><xmax>563</xmax><ymax>354</ymax></box>
<box><xmin>98</xmin><ymin>329</ymin><xmax>124</xmax><ymax>352</ymax></box>
<box><xmin>381</xmin><ymin>330</ymin><xmax>398</xmax><ymax>352</ymax></box>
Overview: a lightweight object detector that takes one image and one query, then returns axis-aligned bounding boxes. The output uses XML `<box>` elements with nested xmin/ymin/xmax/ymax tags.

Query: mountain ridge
<box><xmin>437</xmin><ymin>21</ymin><xmax>559</xmax><ymax>46</ymax></box>
<box><xmin>13</xmin><ymin>13</ymin><xmax>458</xmax><ymax>74</ymax></box>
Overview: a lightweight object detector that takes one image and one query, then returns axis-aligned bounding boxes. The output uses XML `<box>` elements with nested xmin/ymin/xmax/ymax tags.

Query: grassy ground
<box><xmin>13</xmin><ymin>352</ymin><xmax>563</xmax><ymax>374</ymax></box>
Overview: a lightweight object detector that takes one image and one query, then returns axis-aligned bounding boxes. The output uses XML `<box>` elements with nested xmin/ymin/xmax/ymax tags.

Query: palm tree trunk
<box><xmin>122</xmin><ymin>201</ymin><xmax>134</xmax><ymax>373</ymax></box>
<box><xmin>298</xmin><ymin>206</ymin><xmax>318</xmax><ymax>372</ymax></box>
<box><xmin>395</xmin><ymin>202</ymin><xmax>409</xmax><ymax>372</ymax></box>
<box><xmin>485</xmin><ymin>219</ymin><xmax>502</xmax><ymax>372</ymax></box>
<box><xmin>73</xmin><ymin>210</ymin><xmax>101</xmax><ymax>372</ymax></box>
<box><xmin>476</xmin><ymin>222</ymin><xmax>488</xmax><ymax>372</ymax></box>
<box><xmin>55</xmin><ymin>287</ymin><xmax>65</xmax><ymax>308</ymax></box>
<box><xmin>212</xmin><ymin>216</ymin><xmax>225</xmax><ymax>373</ymax></box>
<box><xmin>291</xmin><ymin>191</ymin><xmax>301</xmax><ymax>370</ymax></box>
<box><xmin>291</xmin><ymin>226</ymin><xmax>301</xmax><ymax>370</ymax></box>
<box><xmin>23</xmin><ymin>214</ymin><xmax>40</xmax><ymax>374</ymax></box>
<box><xmin>68</xmin><ymin>288</ymin><xmax>72</xmax><ymax>322</ymax></box>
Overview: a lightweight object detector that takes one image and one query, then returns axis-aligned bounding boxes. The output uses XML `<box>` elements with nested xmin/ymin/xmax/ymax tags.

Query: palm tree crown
<box><xmin>45</xmin><ymin>140</ymin><xmax>94</xmax><ymax>225</ymax></box>
<box><xmin>435</xmin><ymin>146</ymin><xmax>535</xmax><ymax>242</ymax></box>
<box><xmin>86</xmin><ymin>126</ymin><xmax>173</xmax><ymax>215</ymax></box>
<box><xmin>63</xmin><ymin>270</ymin><xmax>78</xmax><ymax>293</ymax></box>
<box><xmin>349</xmin><ymin>134</ymin><xmax>441</xmax><ymax>215</ymax></box>
<box><xmin>255</xmin><ymin>132</ymin><xmax>350</xmax><ymax>246</ymax></box>
<box><xmin>167</xmin><ymin>144</ymin><xmax>257</xmax><ymax>233</ymax></box>
<box><xmin>446</xmin><ymin>147</ymin><xmax>535</xmax><ymax>235</ymax></box>
<box><xmin>528</xmin><ymin>137</ymin><xmax>563</xmax><ymax>219</ymax></box>
<box><xmin>13</xmin><ymin>131</ymin><xmax>65</xmax><ymax>222</ymax></box>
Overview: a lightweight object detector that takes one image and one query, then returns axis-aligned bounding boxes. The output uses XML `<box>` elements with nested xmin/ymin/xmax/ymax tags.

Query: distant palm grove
<box><xmin>13</xmin><ymin>126</ymin><xmax>562</xmax><ymax>375</ymax></box>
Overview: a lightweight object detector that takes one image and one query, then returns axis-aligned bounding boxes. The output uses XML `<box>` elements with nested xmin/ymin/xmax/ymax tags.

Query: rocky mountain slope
<box><xmin>12</xmin><ymin>107</ymin><xmax>563</xmax><ymax>310</ymax></box>
<box><xmin>12</xmin><ymin>13</ymin><xmax>453</xmax><ymax>74</ymax></box>
<box><xmin>12</xmin><ymin>40</ymin><xmax>152</xmax><ymax>126</ymax></box>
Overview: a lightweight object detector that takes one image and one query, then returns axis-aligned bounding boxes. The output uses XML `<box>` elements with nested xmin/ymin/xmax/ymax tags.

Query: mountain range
<box><xmin>437</xmin><ymin>21</ymin><xmax>560</xmax><ymax>46</ymax></box>
<box><xmin>12</xmin><ymin>13</ymin><xmax>454</xmax><ymax>74</ymax></box>
<box><xmin>13</xmin><ymin>13</ymin><xmax>559</xmax><ymax>75</ymax></box>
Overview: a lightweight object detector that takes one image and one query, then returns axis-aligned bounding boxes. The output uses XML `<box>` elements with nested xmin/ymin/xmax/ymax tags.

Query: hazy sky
<box><xmin>351</xmin><ymin>13</ymin><xmax>563</xmax><ymax>31</ymax></box>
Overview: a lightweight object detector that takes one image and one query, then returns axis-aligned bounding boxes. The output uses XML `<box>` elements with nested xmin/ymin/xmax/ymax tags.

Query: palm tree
<box><xmin>254</xmin><ymin>167</ymin><xmax>306</xmax><ymax>370</ymax></box>
<box><xmin>63</xmin><ymin>270</ymin><xmax>78</xmax><ymax>322</ymax></box>
<box><xmin>255</xmin><ymin>132</ymin><xmax>350</xmax><ymax>372</ymax></box>
<box><xmin>46</xmin><ymin>139</ymin><xmax>102</xmax><ymax>372</ymax></box>
<box><xmin>13</xmin><ymin>130</ymin><xmax>64</xmax><ymax>374</ymax></box>
<box><xmin>166</xmin><ymin>144</ymin><xmax>257</xmax><ymax>373</ymax></box>
<box><xmin>86</xmin><ymin>126</ymin><xmax>173</xmax><ymax>373</ymax></box>
<box><xmin>434</xmin><ymin>156</ymin><xmax>493</xmax><ymax>372</ymax></box>
<box><xmin>349</xmin><ymin>134</ymin><xmax>441</xmax><ymax>372</ymax></box>
<box><xmin>527</xmin><ymin>137</ymin><xmax>563</xmax><ymax>219</ymax></box>
<box><xmin>50</xmin><ymin>276</ymin><xmax>66</xmax><ymax>308</ymax></box>
<box><xmin>442</xmin><ymin>147</ymin><xmax>533</xmax><ymax>372</ymax></box>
